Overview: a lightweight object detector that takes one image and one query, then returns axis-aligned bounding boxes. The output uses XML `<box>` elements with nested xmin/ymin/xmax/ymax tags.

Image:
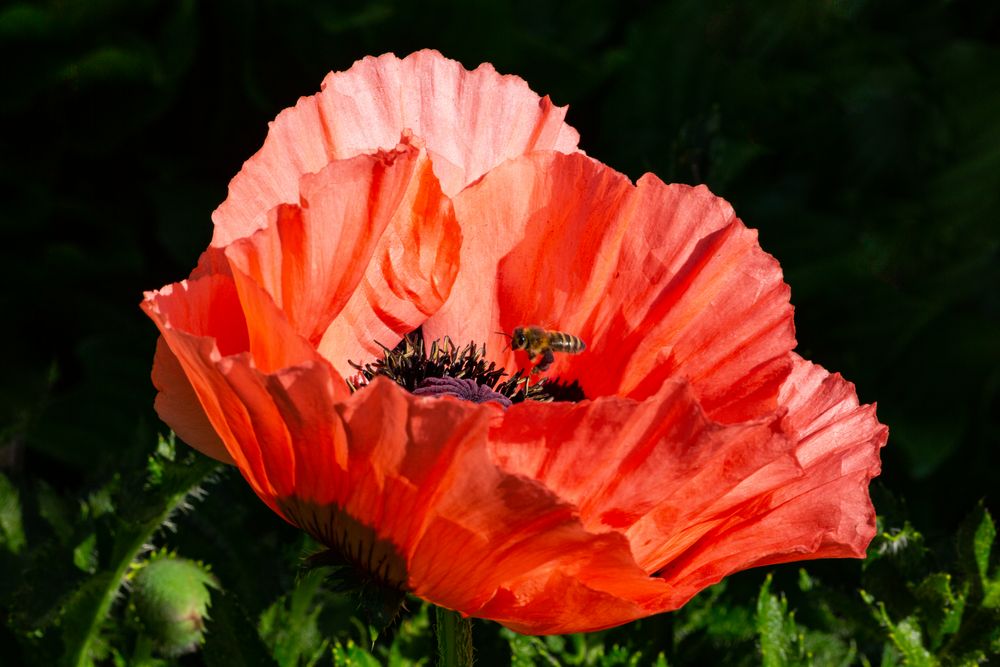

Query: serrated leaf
<box><xmin>259</xmin><ymin>569</ymin><xmax>329</xmax><ymax>667</ymax></box>
<box><xmin>674</xmin><ymin>580</ymin><xmax>755</xmax><ymax>645</ymax></box>
<box><xmin>863</xmin><ymin>592</ymin><xmax>937</xmax><ymax>667</ymax></box>
<box><xmin>37</xmin><ymin>438</ymin><xmax>219</xmax><ymax>667</ymax></box>
<box><xmin>756</xmin><ymin>574</ymin><xmax>807</xmax><ymax>667</ymax></box>
<box><xmin>957</xmin><ymin>503</ymin><xmax>1000</xmax><ymax>610</ymax></box>
<box><xmin>802</xmin><ymin>631</ymin><xmax>856</xmax><ymax>667</ymax></box>
<box><xmin>962</xmin><ymin>505</ymin><xmax>996</xmax><ymax>586</ymax></box>
<box><xmin>913</xmin><ymin>572</ymin><xmax>965</xmax><ymax>647</ymax></box>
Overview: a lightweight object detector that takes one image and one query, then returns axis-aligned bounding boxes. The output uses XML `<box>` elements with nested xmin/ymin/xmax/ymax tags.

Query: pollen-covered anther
<box><xmin>414</xmin><ymin>376</ymin><xmax>513</xmax><ymax>408</ymax></box>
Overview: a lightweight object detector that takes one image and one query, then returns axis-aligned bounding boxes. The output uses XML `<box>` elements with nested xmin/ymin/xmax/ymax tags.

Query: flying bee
<box><xmin>508</xmin><ymin>326</ymin><xmax>586</xmax><ymax>372</ymax></box>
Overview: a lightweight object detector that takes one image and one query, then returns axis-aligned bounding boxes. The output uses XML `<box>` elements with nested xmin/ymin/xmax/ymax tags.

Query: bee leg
<box><xmin>535</xmin><ymin>349</ymin><xmax>555</xmax><ymax>372</ymax></box>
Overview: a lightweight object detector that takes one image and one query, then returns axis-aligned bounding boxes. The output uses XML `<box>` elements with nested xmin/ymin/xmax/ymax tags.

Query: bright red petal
<box><xmin>143</xmin><ymin>274</ymin><xmax>272</xmax><ymax>498</ymax></box>
<box><xmin>638</xmin><ymin>355</ymin><xmax>886</xmax><ymax>606</ymax></box>
<box><xmin>142</xmin><ymin>268</ymin><xmax>347</xmax><ymax>505</ymax></box>
<box><xmin>474</xmin><ymin>532</ymin><xmax>672</xmax><ymax>635</ymax></box>
<box><xmin>423</xmin><ymin>150</ymin><xmax>632</xmax><ymax>351</ymax></box>
<box><xmin>273</xmin><ymin>378</ymin><xmax>671</xmax><ymax>631</ymax></box>
<box><xmin>150</xmin><ymin>336</ymin><xmax>233</xmax><ymax>464</ymax></box>
<box><xmin>222</xmin><ymin>139</ymin><xmax>460</xmax><ymax>375</ymax></box>
<box><xmin>490</xmin><ymin>379</ymin><xmax>792</xmax><ymax>551</ymax></box>
<box><xmin>436</xmin><ymin>152</ymin><xmax>795</xmax><ymax>422</ymax></box>
<box><xmin>211</xmin><ymin>50</ymin><xmax>580</xmax><ymax>247</ymax></box>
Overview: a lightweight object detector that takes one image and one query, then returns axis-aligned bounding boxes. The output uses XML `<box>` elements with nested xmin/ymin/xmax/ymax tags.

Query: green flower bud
<box><xmin>132</xmin><ymin>555</ymin><xmax>219</xmax><ymax>656</ymax></box>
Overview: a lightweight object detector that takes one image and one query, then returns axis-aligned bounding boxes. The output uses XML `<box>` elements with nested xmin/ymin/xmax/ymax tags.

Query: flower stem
<box><xmin>435</xmin><ymin>606</ymin><xmax>473</xmax><ymax>667</ymax></box>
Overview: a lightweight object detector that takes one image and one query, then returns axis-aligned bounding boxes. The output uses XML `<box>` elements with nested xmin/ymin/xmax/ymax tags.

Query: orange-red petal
<box><xmin>223</xmin><ymin>138</ymin><xmax>460</xmax><ymax>376</ymax></box>
<box><xmin>435</xmin><ymin>152</ymin><xmax>795</xmax><ymax>423</ymax></box>
<box><xmin>211</xmin><ymin>50</ymin><xmax>580</xmax><ymax>247</ymax></box>
<box><xmin>142</xmin><ymin>265</ymin><xmax>347</xmax><ymax>505</ymax></box>
<box><xmin>490</xmin><ymin>380</ymin><xmax>792</xmax><ymax>559</ymax></box>
<box><xmin>150</xmin><ymin>336</ymin><xmax>233</xmax><ymax>464</ymax></box>
<box><xmin>633</xmin><ymin>354</ymin><xmax>886</xmax><ymax>607</ymax></box>
<box><xmin>266</xmin><ymin>379</ymin><xmax>657</xmax><ymax>618</ymax></box>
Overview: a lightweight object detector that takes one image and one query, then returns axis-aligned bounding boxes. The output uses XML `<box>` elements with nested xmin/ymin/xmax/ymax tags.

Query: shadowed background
<box><xmin>1</xmin><ymin>0</ymin><xmax>997</xmax><ymax>664</ymax></box>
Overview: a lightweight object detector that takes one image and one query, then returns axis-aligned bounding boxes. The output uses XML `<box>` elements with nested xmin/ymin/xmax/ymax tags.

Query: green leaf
<box><xmin>957</xmin><ymin>503</ymin><xmax>995</xmax><ymax>583</ymax></box>
<box><xmin>258</xmin><ymin>569</ymin><xmax>329</xmax><ymax>667</ymax></box>
<box><xmin>36</xmin><ymin>480</ymin><xmax>74</xmax><ymax>542</ymax></box>
<box><xmin>674</xmin><ymin>580</ymin><xmax>755</xmax><ymax>645</ymax></box>
<box><xmin>0</xmin><ymin>471</ymin><xmax>26</xmax><ymax>554</ymax></box>
<box><xmin>331</xmin><ymin>639</ymin><xmax>382</xmax><ymax>667</ymax></box>
<box><xmin>72</xmin><ymin>532</ymin><xmax>98</xmax><ymax>574</ymax></box>
<box><xmin>53</xmin><ymin>435</ymin><xmax>219</xmax><ymax>667</ymax></box>
<box><xmin>756</xmin><ymin>574</ymin><xmax>807</xmax><ymax>667</ymax></box>
<box><xmin>862</xmin><ymin>591</ymin><xmax>937</xmax><ymax>666</ymax></box>
<box><xmin>202</xmin><ymin>589</ymin><xmax>278</xmax><ymax>667</ymax></box>
<box><xmin>912</xmin><ymin>573</ymin><xmax>966</xmax><ymax>648</ymax></box>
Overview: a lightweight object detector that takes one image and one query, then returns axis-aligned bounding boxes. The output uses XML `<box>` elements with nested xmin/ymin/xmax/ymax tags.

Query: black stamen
<box><xmin>347</xmin><ymin>328</ymin><xmax>584</xmax><ymax>403</ymax></box>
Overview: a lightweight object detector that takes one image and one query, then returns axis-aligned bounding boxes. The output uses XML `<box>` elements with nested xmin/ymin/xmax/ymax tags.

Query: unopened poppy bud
<box><xmin>131</xmin><ymin>555</ymin><xmax>219</xmax><ymax>656</ymax></box>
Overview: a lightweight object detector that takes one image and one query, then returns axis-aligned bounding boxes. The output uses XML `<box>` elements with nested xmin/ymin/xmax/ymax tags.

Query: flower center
<box><xmin>348</xmin><ymin>329</ymin><xmax>585</xmax><ymax>404</ymax></box>
<box><xmin>414</xmin><ymin>376</ymin><xmax>513</xmax><ymax>407</ymax></box>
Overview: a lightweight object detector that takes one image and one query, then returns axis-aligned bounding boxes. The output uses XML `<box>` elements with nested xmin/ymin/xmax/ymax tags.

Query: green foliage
<box><xmin>202</xmin><ymin>590</ymin><xmax>279</xmax><ymax>667</ymax></box>
<box><xmin>0</xmin><ymin>471</ymin><xmax>26</xmax><ymax>555</ymax></box>
<box><xmin>259</xmin><ymin>569</ymin><xmax>330</xmax><ymax>667</ymax></box>
<box><xmin>756</xmin><ymin>574</ymin><xmax>808</xmax><ymax>667</ymax></box>
<box><xmin>503</xmin><ymin>630</ymin><xmax>666</xmax><ymax>666</ymax></box>
<box><xmin>859</xmin><ymin>504</ymin><xmax>1000</xmax><ymax>665</ymax></box>
<box><xmin>4</xmin><ymin>434</ymin><xmax>219</xmax><ymax>666</ymax></box>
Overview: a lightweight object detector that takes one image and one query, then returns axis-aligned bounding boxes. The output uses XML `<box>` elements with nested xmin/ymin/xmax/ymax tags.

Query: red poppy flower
<box><xmin>142</xmin><ymin>51</ymin><xmax>886</xmax><ymax>635</ymax></box>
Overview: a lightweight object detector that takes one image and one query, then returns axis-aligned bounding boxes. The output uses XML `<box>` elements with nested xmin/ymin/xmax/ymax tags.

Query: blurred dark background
<box><xmin>1</xmin><ymin>0</ymin><xmax>997</xmax><ymax>568</ymax></box>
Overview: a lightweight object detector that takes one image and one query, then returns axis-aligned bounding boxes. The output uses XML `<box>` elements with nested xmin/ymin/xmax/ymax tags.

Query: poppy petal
<box><xmin>640</xmin><ymin>355</ymin><xmax>886</xmax><ymax>605</ymax></box>
<box><xmin>274</xmin><ymin>378</ymin><xmax>671</xmax><ymax>631</ymax></box>
<box><xmin>150</xmin><ymin>336</ymin><xmax>233</xmax><ymax>464</ymax></box>
<box><xmin>423</xmin><ymin>150</ymin><xmax>632</xmax><ymax>354</ymax></box>
<box><xmin>436</xmin><ymin>152</ymin><xmax>794</xmax><ymax>423</ymax></box>
<box><xmin>489</xmin><ymin>378</ymin><xmax>795</xmax><ymax>571</ymax></box>
<box><xmin>222</xmin><ymin>139</ymin><xmax>459</xmax><ymax>375</ymax></box>
<box><xmin>474</xmin><ymin>531</ymin><xmax>673</xmax><ymax>635</ymax></box>
<box><xmin>317</xmin><ymin>145</ymin><xmax>460</xmax><ymax>370</ymax></box>
<box><xmin>585</xmin><ymin>173</ymin><xmax>795</xmax><ymax>423</ymax></box>
<box><xmin>142</xmin><ymin>269</ymin><xmax>345</xmax><ymax>504</ymax></box>
<box><xmin>212</xmin><ymin>50</ymin><xmax>580</xmax><ymax>247</ymax></box>
<box><xmin>143</xmin><ymin>274</ymin><xmax>272</xmax><ymax>498</ymax></box>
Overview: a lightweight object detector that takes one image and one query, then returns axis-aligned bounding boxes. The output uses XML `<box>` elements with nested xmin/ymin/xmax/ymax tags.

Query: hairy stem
<box><xmin>435</xmin><ymin>606</ymin><xmax>473</xmax><ymax>667</ymax></box>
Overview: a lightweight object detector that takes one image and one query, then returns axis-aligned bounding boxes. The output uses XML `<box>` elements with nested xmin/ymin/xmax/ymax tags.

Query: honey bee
<box><xmin>509</xmin><ymin>326</ymin><xmax>586</xmax><ymax>372</ymax></box>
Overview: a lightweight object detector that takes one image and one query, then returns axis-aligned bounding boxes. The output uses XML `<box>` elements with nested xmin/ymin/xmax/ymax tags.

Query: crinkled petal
<box><xmin>316</xmin><ymin>142</ymin><xmax>460</xmax><ymax>370</ymax></box>
<box><xmin>490</xmin><ymin>379</ymin><xmax>795</xmax><ymax>572</ymax></box>
<box><xmin>142</xmin><ymin>274</ymin><xmax>273</xmax><ymax>499</ymax></box>
<box><xmin>151</xmin><ymin>336</ymin><xmax>233</xmax><ymax>464</ymax></box>
<box><xmin>436</xmin><ymin>152</ymin><xmax>795</xmax><ymax>422</ymax></box>
<box><xmin>141</xmin><ymin>267</ymin><xmax>346</xmax><ymax>505</ymax></box>
<box><xmin>212</xmin><ymin>50</ymin><xmax>580</xmax><ymax>246</ymax></box>
<box><xmin>475</xmin><ymin>533</ymin><xmax>672</xmax><ymax>635</ymax></box>
<box><xmin>271</xmin><ymin>378</ymin><xmax>671</xmax><ymax>631</ymax></box>
<box><xmin>638</xmin><ymin>355</ymin><xmax>886</xmax><ymax>606</ymax></box>
<box><xmin>222</xmin><ymin>138</ymin><xmax>460</xmax><ymax>376</ymax></box>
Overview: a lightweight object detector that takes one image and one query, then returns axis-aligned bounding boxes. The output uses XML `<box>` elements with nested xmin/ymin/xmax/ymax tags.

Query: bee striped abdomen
<box><xmin>548</xmin><ymin>331</ymin><xmax>586</xmax><ymax>353</ymax></box>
